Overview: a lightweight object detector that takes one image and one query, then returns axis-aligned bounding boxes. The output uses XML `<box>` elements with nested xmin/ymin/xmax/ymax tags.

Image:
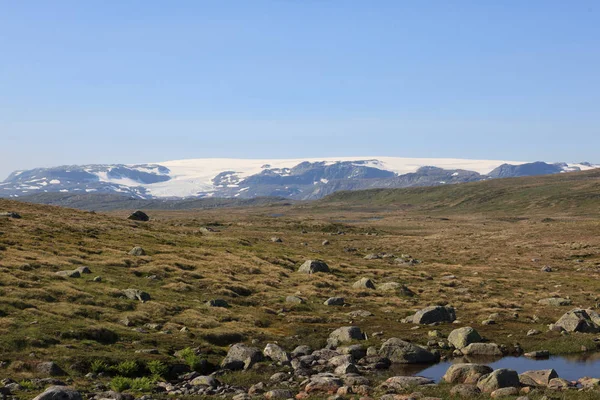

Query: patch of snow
<box><xmin>451</xmin><ymin>172</ymin><xmax>459</xmax><ymax>176</ymax></box>
<box><xmin>320</xmin><ymin>178</ymin><xmax>329</xmax><ymax>184</ymax></box>
<box><xmin>49</xmin><ymin>179</ymin><xmax>61</xmax><ymax>184</ymax></box>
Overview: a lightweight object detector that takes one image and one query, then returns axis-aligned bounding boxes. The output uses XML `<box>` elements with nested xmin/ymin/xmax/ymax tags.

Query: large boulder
<box><xmin>552</xmin><ymin>308</ymin><xmax>600</xmax><ymax>333</ymax></box>
<box><xmin>448</xmin><ymin>327</ymin><xmax>482</xmax><ymax>349</ymax></box>
<box><xmin>128</xmin><ymin>211</ymin><xmax>149</xmax><ymax>221</ymax></box>
<box><xmin>298</xmin><ymin>260</ymin><xmax>330</xmax><ymax>274</ymax></box>
<box><xmin>32</xmin><ymin>387</ymin><xmax>82</xmax><ymax>400</ymax></box>
<box><xmin>36</xmin><ymin>362</ymin><xmax>66</xmax><ymax>376</ymax></box>
<box><xmin>352</xmin><ymin>278</ymin><xmax>376</xmax><ymax>290</ymax></box>
<box><xmin>221</xmin><ymin>343</ymin><xmax>264</xmax><ymax>370</ymax></box>
<box><xmin>519</xmin><ymin>369</ymin><xmax>558</xmax><ymax>387</ymax></box>
<box><xmin>378</xmin><ymin>338</ymin><xmax>438</xmax><ymax>364</ymax></box>
<box><xmin>443</xmin><ymin>363</ymin><xmax>493</xmax><ymax>384</ymax></box>
<box><xmin>477</xmin><ymin>369</ymin><xmax>520</xmax><ymax>393</ymax></box>
<box><xmin>413</xmin><ymin>306</ymin><xmax>456</xmax><ymax>324</ymax></box>
<box><xmin>461</xmin><ymin>343</ymin><xmax>503</xmax><ymax>356</ymax></box>
<box><xmin>263</xmin><ymin>343</ymin><xmax>291</xmax><ymax>365</ymax></box>
<box><xmin>328</xmin><ymin>326</ymin><xmax>366</xmax><ymax>347</ymax></box>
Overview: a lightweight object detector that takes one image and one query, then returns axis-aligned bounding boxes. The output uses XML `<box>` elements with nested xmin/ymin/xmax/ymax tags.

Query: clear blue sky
<box><xmin>1</xmin><ymin>1</ymin><xmax>599</xmax><ymax>179</ymax></box>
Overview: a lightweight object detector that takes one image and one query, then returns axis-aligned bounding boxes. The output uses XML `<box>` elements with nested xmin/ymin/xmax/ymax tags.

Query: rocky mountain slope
<box><xmin>1</xmin><ymin>157</ymin><xmax>596</xmax><ymax>201</ymax></box>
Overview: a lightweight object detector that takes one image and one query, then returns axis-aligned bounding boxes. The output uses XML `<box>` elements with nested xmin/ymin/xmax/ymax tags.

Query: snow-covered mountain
<box><xmin>1</xmin><ymin>157</ymin><xmax>597</xmax><ymax>200</ymax></box>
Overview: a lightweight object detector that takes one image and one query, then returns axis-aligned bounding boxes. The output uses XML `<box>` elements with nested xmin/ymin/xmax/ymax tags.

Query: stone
<box><xmin>449</xmin><ymin>384</ymin><xmax>480</xmax><ymax>397</ymax></box>
<box><xmin>352</xmin><ymin>278</ymin><xmax>376</xmax><ymax>290</ymax></box>
<box><xmin>205</xmin><ymin>299</ymin><xmax>229</xmax><ymax>308</ymax></box>
<box><xmin>263</xmin><ymin>343</ymin><xmax>291</xmax><ymax>364</ymax></box>
<box><xmin>442</xmin><ymin>363</ymin><xmax>493</xmax><ymax>384</ymax></box>
<box><xmin>526</xmin><ymin>329</ymin><xmax>541</xmax><ymax>336</ymax></box>
<box><xmin>477</xmin><ymin>369</ymin><xmax>520</xmax><ymax>393</ymax></box>
<box><xmin>291</xmin><ymin>345</ymin><xmax>312</xmax><ymax>357</ymax></box>
<box><xmin>548</xmin><ymin>378</ymin><xmax>571</xmax><ymax>389</ymax></box>
<box><xmin>221</xmin><ymin>343</ymin><xmax>264</xmax><ymax>370</ymax></box>
<box><xmin>347</xmin><ymin>310</ymin><xmax>373</xmax><ymax>318</ymax></box>
<box><xmin>378</xmin><ymin>338</ymin><xmax>438</xmax><ymax>364</ymax></box>
<box><xmin>75</xmin><ymin>266</ymin><xmax>91</xmax><ymax>274</ymax></box>
<box><xmin>0</xmin><ymin>211</ymin><xmax>21</xmax><ymax>219</ymax></box>
<box><xmin>36</xmin><ymin>362</ymin><xmax>66</xmax><ymax>376</ymax></box>
<box><xmin>380</xmin><ymin>376</ymin><xmax>434</xmax><ymax>391</ymax></box>
<box><xmin>461</xmin><ymin>343</ymin><xmax>503</xmax><ymax>356</ymax></box>
<box><xmin>322</xmin><ymin>240</ymin><xmax>330</xmax><ymax>246</ymax></box>
<box><xmin>334</xmin><ymin>363</ymin><xmax>359</xmax><ymax>375</ymax></box>
<box><xmin>412</xmin><ymin>306</ymin><xmax>456</xmax><ymax>324</ymax></box>
<box><xmin>286</xmin><ymin>296</ymin><xmax>306</xmax><ymax>304</ymax></box>
<box><xmin>538</xmin><ymin>298</ymin><xmax>572</xmax><ymax>306</ymax></box>
<box><xmin>324</xmin><ymin>297</ymin><xmax>345</xmax><ymax>306</ymax></box>
<box><xmin>447</xmin><ymin>327</ymin><xmax>482</xmax><ymax>349</ymax></box>
<box><xmin>271</xmin><ymin>237</ymin><xmax>283</xmax><ymax>243</ymax></box>
<box><xmin>191</xmin><ymin>375</ymin><xmax>219</xmax><ymax>387</ymax></box>
<box><xmin>305</xmin><ymin>374</ymin><xmax>344</xmax><ymax>394</ymax></box>
<box><xmin>265</xmin><ymin>389</ymin><xmax>294</xmax><ymax>400</ymax></box>
<box><xmin>128</xmin><ymin>211</ymin><xmax>149</xmax><ymax>222</ymax></box>
<box><xmin>128</xmin><ymin>246</ymin><xmax>146</xmax><ymax>256</ymax></box>
<box><xmin>490</xmin><ymin>387</ymin><xmax>519</xmax><ymax>398</ymax></box>
<box><xmin>55</xmin><ymin>270</ymin><xmax>80</xmax><ymax>278</ymax></box>
<box><xmin>32</xmin><ymin>386</ymin><xmax>82</xmax><ymax>400</ymax></box>
<box><xmin>519</xmin><ymin>369</ymin><xmax>558</xmax><ymax>387</ymax></box>
<box><xmin>122</xmin><ymin>288</ymin><xmax>151</xmax><ymax>302</ymax></box>
<box><xmin>328</xmin><ymin>326</ymin><xmax>366</xmax><ymax>346</ymax></box>
<box><xmin>552</xmin><ymin>308</ymin><xmax>600</xmax><ymax>333</ymax></box>
<box><xmin>298</xmin><ymin>260</ymin><xmax>330</xmax><ymax>274</ymax></box>
<box><xmin>524</xmin><ymin>350</ymin><xmax>549</xmax><ymax>359</ymax></box>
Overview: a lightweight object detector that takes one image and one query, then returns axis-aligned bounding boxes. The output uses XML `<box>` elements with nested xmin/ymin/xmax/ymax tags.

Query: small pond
<box><xmin>392</xmin><ymin>354</ymin><xmax>600</xmax><ymax>382</ymax></box>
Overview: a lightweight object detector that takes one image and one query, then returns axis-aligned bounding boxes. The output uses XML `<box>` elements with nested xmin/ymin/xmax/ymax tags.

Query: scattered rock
<box><xmin>477</xmin><ymin>369</ymin><xmax>520</xmax><ymax>393</ymax></box>
<box><xmin>324</xmin><ymin>297</ymin><xmax>345</xmax><ymax>306</ymax></box>
<box><xmin>449</xmin><ymin>384</ymin><xmax>480</xmax><ymax>397</ymax></box>
<box><xmin>122</xmin><ymin>288</ymin><xmax>151</xmax><ymax>302</ymax></box>
<box><xmin>128</xmin><ymin>246</ymin><xmax>146</xmax><ymax>256</ymax></box>
<box><xmin>75</xmin><ymin>266</ymin><xmax>91</xmax><ymax>274</ymax></box>
<box><xmin>352</xmin><ymin>278</ymin><xmax>376</xmax><ymax>290</ymax></box>
<box><xmin>538</xmin><ymin>298</ymin><xmax>572</xmax><ymax>306</ymax></box>
<box><xmin>298</xmin><ymin>260</ymin><xmax>330</xmax><ymax>274</ymax></box>
<box><xmin>412</xmin><ymin>306</ymin><xmax>456</xmax><ymax>324</ymax></box>
<box><xmin>32</xmin><ymin>386</ymin><xmax>81</xmax><ymax>400</ymax></box>
<box><xmin>263</xmin><ymin>343</ymin><xmax>291</xmax><ymax>365</ymax></box>
<box><xmin>205</xmin><ymin>299</ymin><xmax>229</xmax><ymax>308</ymax></box>
<box><xmin>55</xmin><ymin>270</ymin><xmax>80</xmax><ymax>278</ymax></box>
<box><xmin>490</xmin><ymin>387</ymin><xmax>519</xmax><ymax>398</ymax></box>
<box><xmin>447</xmin><ymin>327</ymin><xmax>482</xmax><ymax>349</ymax></box>
<box><xmin>0</xmin><ymin>211</ymin><xmax>21</xmax><ymax>219</ymax></box>
<box><xmin>286</xmin><ymin>295</ymin><xmax>306</xmax><ymax>304</ymax></box>
<box><xmin>221</xmin><ymin>343</ymin><xmax>264</xmax><ymax>370</ymax></box>
<box><xmin>328</xmin><ymin>326</ymin><xmax>366</xmax><ymax>346</ymax></box>
<box><xmin>443</xmin><ymin>363</ymin><xmax>493</xmax><ymax>384</ymax></box>
<box><xmin>264</xmin><ymin>389</ymin><xmax>294</xmax><ymax>400</ymax></box>
<box><xmin>519</xmin><ymin>369</ymin><xmax>558</xmax><ymax>387</ymax></box>
<box><xmin>378</xmin><ymin>338</ymin><xmax>438</xmax><ymax>364</ymax></box>
<box><xmin>128</xmin><ymin>211</ymin><xmax>149</xmax><ymax>221</ymax></box>
<box><xmin>552</xmin><ymin>308</ymin><xmax>600</xmax><ymax>333</ymax></box>
<box><xmin>36</xmin><ymin>362</ymin><xmax>66</xmax><ymax>376</ymax></box>
<box><xmin>461</xmin><ymin>343</ymin><xmax>503</xmax><ymax>356</ymax></box>
<box><xmin>271</xmin><ymin>237</ymin><xmax>283</xmax><ymax>243</ymax></box>
<box><xmin>524</xmin><ymin>350</ymin><xmax>549</xmax><ymax>359</ymax></box>
<box><xmin>305</xmin><ymin>373</ymin><xmax>343</xmax><ymax>394</ymax></box>
<box><xmin>191</xmin><ymin>375</ymin><xmax>219</xmax><ymax>387</ymax></box>
<box><xmin>380</xmin><ymin>376</ymin><xmax>434</xmax><ymax>391</ymax></box>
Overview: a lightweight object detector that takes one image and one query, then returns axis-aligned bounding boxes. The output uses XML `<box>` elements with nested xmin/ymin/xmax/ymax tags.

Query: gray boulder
<box><xmin>461</xmin><ymin>343</ymin><xmax>503</xmax><ymax>356</ymax></box>
<box><xmin>298</xmin><ymin>260</ymin><xmax>330</xmax><ymax>274</ymax></box>
<box><xmin>285</xmin><ymin>295</ymin><xmax>306</xmax><ymax>304</ymax></box>
<box><xmin>477</xmin><ymin>369</ymin><xmax>520</xmax><ymax>393</ymax></box>
<box><xmin>378</xmin><ymin>338</ymin><xmax>438</xmax><ymax>364</ymax></box>
<box><xmin>538</xmin><ymin>298</ymin><xmax>572</xmax><ymax>306</ymax></box>
<box><xmin>448</xmin><ymin>327</ymin><xmax>482</xmax><ymax>349</ymax></box>
<box><xmin>552</xmin><ymin>308</ymin><xmax>600</xmax><ymax>333</ymax></box>
<box><xmin>413</xmin><ymin>305</ymin><xmax>456</xmax><ymax>324</ymax></box>
<box><xmin>263</xmin><ymin>343</ymin><xmax>291</xmax><ymax>364</ymax></box>
<box><xmin>324</xmin><ymin>297</ymin><xmax>345</xmax><ymax>306</ymax></box>
<box><xmin>443</xmin><ymin>363</ymin><xmax>493</xmax><ymax>384</ymax></box>
<box><xmin>36</xmin><ymin>362</ymin><xmax>66</xmax><ymax>376</ymax></box>
<box><xmin>128</xmin><ymin>211</ymin><xmax>149</xmax><ymax>221</ymax></box>
<box><xmin>519</xmin><ymin>369</ymin><xmax>558</xmax><ymax>387</ymax></box>
<box><xmin>55</xmin><ymin>270</ymin><xmax>80</xmax><ymax>278</ymax></box>
<box><xmin>191</xmin><ymin>375</ymin><xmax>219</xmax><ymax>387</ymax></box>
<box><xmin>32</xmin><ymin>386</ymin><xmax>82</xmax><ymax>400</ymax></box>
<box><xmin>380</xmin><ymin>376</ymin><xmax>434</xmax><ymax>391</ymax></box>
<box><xmin>352</xmin><ymin>278</ymin><xmax>376</xmax><ymax>290</ymax></box>
<box><xmin>328</xmin><ymin>326</ymin><xmax>366</xmax><ymax>346</ymax></box>
<box><xmin>221</xmin><ymin>343</ymin><xmax>264</xmax><ymax>370</ymax></box>
<box><xmin>128</xmin><ymin>246</ymin><xmax>146</xmax><ymax>256</ymax></box>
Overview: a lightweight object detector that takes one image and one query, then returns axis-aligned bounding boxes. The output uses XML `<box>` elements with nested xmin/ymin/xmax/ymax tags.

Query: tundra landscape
<box><xmin>1</xmin><ymin>170</ymin><xmax>600</xmax><ymax>399</ymax></box>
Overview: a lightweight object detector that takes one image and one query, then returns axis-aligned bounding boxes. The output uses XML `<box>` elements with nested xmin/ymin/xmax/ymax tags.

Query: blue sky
<box><xmin>1</xmin><ymin>1</ymin><xmax>599</xmax><ymax>179</ymax></box>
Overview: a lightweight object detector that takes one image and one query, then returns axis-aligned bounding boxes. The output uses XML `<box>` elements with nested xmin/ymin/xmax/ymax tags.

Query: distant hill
<box><xmin>319</xmin><ymin>169</ymin><xmax>600</xmax><ymax>215</ymax></box>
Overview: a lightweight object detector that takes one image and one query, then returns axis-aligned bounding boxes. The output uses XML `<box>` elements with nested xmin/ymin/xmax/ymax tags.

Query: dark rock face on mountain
<box><xmin>0</xmin><ymin>159</ymin><xmax>595</xmax><ymax>202</ymax></box>
<box><xmin>488</xmin><ymin>162</ymin><xmax>564</xmax><ymax>178</ymax></box>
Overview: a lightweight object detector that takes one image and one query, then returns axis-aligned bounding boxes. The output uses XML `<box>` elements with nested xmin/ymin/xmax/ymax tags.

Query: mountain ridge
<box><xmin>1</xmin><ymin>157</ymin><xmax>597</xmax><ymax>201</ymax></box>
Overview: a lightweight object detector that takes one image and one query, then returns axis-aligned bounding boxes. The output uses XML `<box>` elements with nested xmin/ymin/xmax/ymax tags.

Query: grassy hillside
<box><xmin>320</xmin><ymin>169</ymin><xmax>600</xmax><ymax>215</ymax></box>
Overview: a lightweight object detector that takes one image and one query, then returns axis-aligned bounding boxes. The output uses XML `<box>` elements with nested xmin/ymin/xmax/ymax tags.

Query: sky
<box><xmin>1</xmin><ymin>1</ymin><xmax>599</xmax><ymax>180</ymax></box>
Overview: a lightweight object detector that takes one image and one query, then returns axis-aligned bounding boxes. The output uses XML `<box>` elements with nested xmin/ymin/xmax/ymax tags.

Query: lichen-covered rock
<box><xmin>519</xmin><ymin>369</ymin><xmax>558</xmax><ymax>387</ymax></box>
<box><xmin>32</xmin><ymin>386</ymin><xmax>81</xmax><ymax>400</ymax></box>
<box><xmin>221</xmin><ymin>343</ymin><xmax>264</xmax><ymax>370</ymax></box>
<box><xmin>461</xmin><ymin>342</ymin><xmax>503</xmax><ymax>356</ymax></box>
<box><xmin>443</xmin><ymin>363</ymin><xmax>493</xmax><ymax>384</ymax></box>
<box><xmin>298</xmin><ymin>260</ymin><xmax>330</xmax><ymax>274</ymax></box>
<box><xmin>263</xmin><ymin>343</ymin><xmax>291</xmax><ymax>365</ymax></box>
<box><xmin>552</xmin><ymin>308</ymin><xmax>600</xmax><ymax>333</ymax></box>
<box><xmin>477</xmin><ymin>369</ymin><xmax>520</xmax><ymax>393</ymax></box>
<box><xmin>328</xmin><ymin>326</ymin><xmax>366</xmax><ymax>346</ymax></box>
<box><xmin>378</xmin><ymin>338</ymin><xmax>438</xmax><ymax>364</ymax></box>
<box><xmin>352</xmin><ymin>278</ymin><xmax>376</xmax><ymax>290</ymax></box>
<box><xmin>123</xmin><ymin>288</ymin><xmax>151</xmax><ymax>302</ymax></box>
<box><xmin>413</xmin><ymin>306</ymin><xmax>456</xmax><ymax>324</ymax></box>
<box><xmin>448</xmin><ymin>327</ymin><xmax>482</xmax><ymax>349</ymax></box>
